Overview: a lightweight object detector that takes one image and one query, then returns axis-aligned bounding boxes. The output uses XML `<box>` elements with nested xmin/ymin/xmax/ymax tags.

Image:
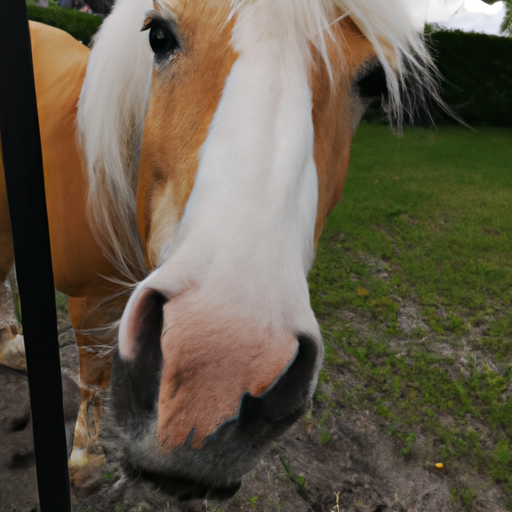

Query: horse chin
<box><xmin>106</xmin><ymin>403</ymin><xmax>308</xmax><ymax>499</ymax></box>
<box><xmin>105</xmin><ymin>416</ymin><xmax>248</xmax><ymax>498</ymax></box>
<box><xmin>104</xmin><ymin>400</ymin><xmax>285</xmax><ymax>499</ymax></box>
<box><xmin>131</xmin><ymin>471</ymin><xmax>242</xmax><ymax>501</ymax></box>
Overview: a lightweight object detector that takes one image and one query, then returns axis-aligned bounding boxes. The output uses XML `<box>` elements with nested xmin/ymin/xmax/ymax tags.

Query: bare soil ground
<box><xmin>1</xmin><ymin>308</ymin><xmax>509</xmax><ymax>512</ymax></box>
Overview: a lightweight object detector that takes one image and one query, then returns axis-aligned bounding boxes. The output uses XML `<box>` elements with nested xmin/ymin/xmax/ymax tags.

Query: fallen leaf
<box><xmin>357</xmin><ymin>287</ymin><xmax>370</xmax><ymax>297</ymax></box>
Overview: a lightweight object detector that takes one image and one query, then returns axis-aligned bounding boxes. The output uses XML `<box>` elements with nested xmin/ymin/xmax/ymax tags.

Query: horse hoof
<box><xmin>0</xmin><ymin>334</ymin><xmax>27</xmax><ymax>373</ymax></box>
<box><xmin>69</xmin><ymin>451</ymin><xmax>108</xmax><ymax>501</ymax></box>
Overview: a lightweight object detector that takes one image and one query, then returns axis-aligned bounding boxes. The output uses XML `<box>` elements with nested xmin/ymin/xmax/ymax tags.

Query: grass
<box><xmin>55</xmin><ymin>290</ymin><xmax>68</xmax><ymax>313</ymax></box>
<box><xmin>309</xmin><ymin>124</ymin><xmax>512</xmax><ymax>510</ymax></box>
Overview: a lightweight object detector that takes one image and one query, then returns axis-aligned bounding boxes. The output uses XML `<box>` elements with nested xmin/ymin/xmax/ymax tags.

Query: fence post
<box><xmin>0</xmin><ymin>3</ymin><xmax>72</xmax><ymax>512</ymax></box>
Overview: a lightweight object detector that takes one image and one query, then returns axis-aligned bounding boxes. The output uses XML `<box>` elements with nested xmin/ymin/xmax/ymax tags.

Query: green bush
<box><xmin>363</xmin><ymin>30</ymin><xmax>512</xmax><ymax>128</ymax></box>
<box><xmin>429</xmin><ymin>30</ymin><xmax>512</xmax><ymax>127</ymax></box>
<box><xmin>26</xmin><ymin>5</ymin><xmax>102</xmax><ymax>46</ymax></box>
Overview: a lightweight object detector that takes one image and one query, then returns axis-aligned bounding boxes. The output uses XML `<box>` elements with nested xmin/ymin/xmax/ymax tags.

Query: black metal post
<box><xmin>0</xmin><ymin>2</ymin><xmax>72</xmax><ymax>511</ymax></box>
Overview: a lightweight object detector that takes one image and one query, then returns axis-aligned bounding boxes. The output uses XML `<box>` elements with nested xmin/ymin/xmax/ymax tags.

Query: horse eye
<box><xmin>143</xmin><ymin>19</ymin><xmax>180</xmax><ymax>60</ymax></box>
<box><xmin>355</xmin><ymin>63</ymin><xmax>388</xmax><ymax>100</ymax></box>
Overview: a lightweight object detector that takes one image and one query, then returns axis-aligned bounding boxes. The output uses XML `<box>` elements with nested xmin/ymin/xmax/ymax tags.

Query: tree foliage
<box><xmin>482</xmin><ymin>0</ymin><xmax>511</xmax><ymax>35</ymax></box>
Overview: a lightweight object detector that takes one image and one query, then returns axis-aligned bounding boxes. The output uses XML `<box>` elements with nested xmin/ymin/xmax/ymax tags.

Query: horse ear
<box><xmin>152</xmin><ymin>0</ymin><xmax>165</xmax><ymax>13</ymax></box>
<box><xmin>77</xmin><ymin>0</ymin><xmax>154</xmax><ymax>279</ymax></box>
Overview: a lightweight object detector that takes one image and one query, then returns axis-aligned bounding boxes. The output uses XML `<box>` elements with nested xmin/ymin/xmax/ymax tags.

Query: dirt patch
<box><xmin>72</xmin><ymin>405</ymin><xmax>461</xmax><ymax>512</ymax></box>
<box><xmin>0</xmin><ymin>365</ymin><xmax>39</xmax><ymax>512</ymax></box>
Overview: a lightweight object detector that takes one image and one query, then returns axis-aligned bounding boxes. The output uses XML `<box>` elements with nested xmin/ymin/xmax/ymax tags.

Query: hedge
<box><xmin>429</xmin><ymin>30</ymin><xmax>512</xmax><ymax>127</ymax></box>
<box><xmin>363</xmin><ymin>30</ymin><xmax>512</xmax><ymax>127</ymax></box>
<box><xmin>26</xmin><ymin>5</ymin><xmax>102</xmax><ymax>46</ymax></box>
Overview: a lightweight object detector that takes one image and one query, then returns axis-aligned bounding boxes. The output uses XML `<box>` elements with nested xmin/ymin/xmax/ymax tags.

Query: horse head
<box><xmin>78</xmin><ymin>0</ymin><xmax>436</xmax><ymax>495</ymax></box>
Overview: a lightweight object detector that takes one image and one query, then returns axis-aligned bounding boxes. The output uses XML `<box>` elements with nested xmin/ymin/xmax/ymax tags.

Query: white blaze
<box><xmin>119</xmin><ymin>0</ymin><xmax>322</xmax><ymax>359</ymax></box>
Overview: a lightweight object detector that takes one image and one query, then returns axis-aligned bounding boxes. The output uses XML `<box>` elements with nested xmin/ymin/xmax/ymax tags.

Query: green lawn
<box><xmin>310</xmin><ymin>124</ymin><xmax>512</xmax><ymax>510</ymax></box>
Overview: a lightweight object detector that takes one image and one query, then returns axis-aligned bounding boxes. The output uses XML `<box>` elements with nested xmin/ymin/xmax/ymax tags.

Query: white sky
<box><xmin>411</xmin><ymin>0</ymin><xmax>506</xmax><ymax>35</ymax></box>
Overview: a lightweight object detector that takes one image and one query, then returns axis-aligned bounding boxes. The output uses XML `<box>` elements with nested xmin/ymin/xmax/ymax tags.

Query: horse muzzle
<box><xmin>109</xmin><ymin>325</ymin><xmax>319</xmax><ymax>497</ymax></box>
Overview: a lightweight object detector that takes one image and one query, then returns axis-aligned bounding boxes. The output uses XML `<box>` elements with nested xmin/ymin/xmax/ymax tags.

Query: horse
<box><xmin>0</xmin><ymin>0</ymin><xmax>438</xmax><ymax>498</ymax></box>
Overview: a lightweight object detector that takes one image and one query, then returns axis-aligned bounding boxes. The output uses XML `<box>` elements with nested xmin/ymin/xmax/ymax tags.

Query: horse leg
<box><xmin>67</xmin><ymin>294</ymin><xmax>125</xmax><ymax>476</ymax></box>
<box><xmin>0</xmin><ymin>150</ymin><xmax>24</xmax><ymax>371</ymax></box>
<box><xmin>0</xmin><ymin>271</ymin><xmax>25</xmax><ymax>371</ymax></box>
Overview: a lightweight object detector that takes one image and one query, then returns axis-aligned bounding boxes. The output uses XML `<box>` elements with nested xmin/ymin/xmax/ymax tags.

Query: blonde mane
<box><xmin>77</xmin><ymin>0</ymin><xmax>437</xmax><ymax>281</ymax></box>
<box><xmin>78</xmin><ymin>0</ymin><xmax>153</xmax><ymax>282</ymax></box>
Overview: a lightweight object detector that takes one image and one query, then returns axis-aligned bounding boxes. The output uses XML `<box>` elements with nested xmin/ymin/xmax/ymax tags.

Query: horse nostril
<box><xmin>128</xmin><ymin>289</ymin><xmax>167</xmax><ymax>359</ymax></box>
<box><xmin>238</xmin><ymin>334</ymin><xmax>318</xmax><ymax>429</ymax></box>
<box><xmin>111</xmin><ymin>289</ymin><xmax>166</xmax><ymax>427</ymax></box>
